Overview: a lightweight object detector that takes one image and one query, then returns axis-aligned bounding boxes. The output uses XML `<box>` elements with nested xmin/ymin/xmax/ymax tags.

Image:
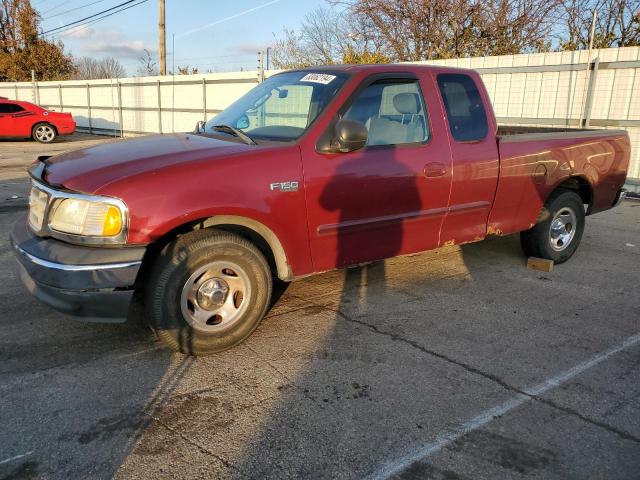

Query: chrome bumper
<box><xmin>11</xmin><ymin>215</ymin><xmax>146</xmax><ymax>322</ymax></box>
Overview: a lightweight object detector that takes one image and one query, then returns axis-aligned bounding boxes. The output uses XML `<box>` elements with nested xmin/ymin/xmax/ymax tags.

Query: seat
<box><xmin>366</xmin><ymin>92</ymin><xmax>426</xmax><ymax>145</ymax></box>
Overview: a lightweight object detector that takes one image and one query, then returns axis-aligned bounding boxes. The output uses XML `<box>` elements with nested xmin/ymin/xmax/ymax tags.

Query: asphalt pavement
<box><xmin>0</xmin><ymin>136</ymin><xmax>639</xmax><ymax>479</ymax></box>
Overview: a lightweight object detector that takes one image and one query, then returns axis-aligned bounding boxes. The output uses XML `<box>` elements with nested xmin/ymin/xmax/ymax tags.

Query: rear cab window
<box><xmin>437</xmin><ymin>73</ymin><xmax>488</xmax><ymax>142</ymax></box>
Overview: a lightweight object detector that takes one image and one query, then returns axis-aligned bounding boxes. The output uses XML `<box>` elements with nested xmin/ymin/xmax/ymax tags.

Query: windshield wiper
<box><xmin>211</xmin><ymin>124</ymin><xmax>256</xmax><ymax>145</ymax></box>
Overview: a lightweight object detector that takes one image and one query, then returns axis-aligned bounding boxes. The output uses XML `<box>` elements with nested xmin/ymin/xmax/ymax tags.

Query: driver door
<box><xmin>0</xmin><ymin>103</ymin><xmax>15</xmax><ymax>136</ymax></box>
<box><xmin>301</xmin><ymin>74</ymin><xmax>453</xmax><ymax>272</ymax></box>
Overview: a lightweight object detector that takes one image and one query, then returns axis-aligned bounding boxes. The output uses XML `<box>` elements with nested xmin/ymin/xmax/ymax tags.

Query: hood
<box><xmin>43</xmin><ymin>133</ymin><xmax>254</xmax><ymax>194</ymax></box>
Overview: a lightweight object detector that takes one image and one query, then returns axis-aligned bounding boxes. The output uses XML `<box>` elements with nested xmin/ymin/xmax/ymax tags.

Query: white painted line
<box><xmin>0</xmin><ymin>451</ymin><xmax>34</xmax><ymax>465</ymax></box>
<box><xmin>369</xmin><ymin>332</ymin><xmax>640</xmax><ymax>480</ymax></box>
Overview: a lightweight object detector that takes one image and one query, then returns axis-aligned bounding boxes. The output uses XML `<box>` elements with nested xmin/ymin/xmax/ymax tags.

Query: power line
<box><xmin>41</xmin><ymin>1</ymin><xmax>69</xmax><ymax>15</ymax></box>
<box><xmin>46</xmin><ymin>0</ymin><xmax>149</xmax><ymax>38</ymax></box>
<box><xmin>42</xmin><ymin>0</ymin><xmax>149</xmax><ymax>37</ymax></box>
<box><xmin>41</xmin><ymin>0</ymin><xmax>141</xmax><ymax>35</ymax></box>
<box><xmin>43</xmin><ymin>0</ymin><xmax>111</xmax><ymax>21</ymax></box>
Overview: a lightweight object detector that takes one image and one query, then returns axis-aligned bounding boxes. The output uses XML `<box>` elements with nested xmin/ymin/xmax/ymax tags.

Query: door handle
<box><xmin>424</xmin><ymin>162</ymin><xmax>447</xmax><ymax>178</ymax></box>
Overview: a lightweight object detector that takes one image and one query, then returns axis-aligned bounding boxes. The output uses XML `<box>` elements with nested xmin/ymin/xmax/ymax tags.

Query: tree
<box><xmin>176</xmin><ymin>65</ymin><xmax>199</xmax><ymax>75</ymax></box>
<box><xmin>0</xmin><ymin>0</ymin><xmax>75</xmax><ymax>81</ymax></box>
<box><xmin>272</xmin><ymin>6</ymin><xmax>386</xmax><ymax>68</ymax></box>
<box><xmin>135</xmin><ymin>49</ymin><xmax>158</xmax><ymax>76</ymax></box>
<box><xmin>74</xmin><ymin>56</ymin><xmax>126</xmax><ymax>79</ymax></box>
<box><xmin>341</xmin><ymin>44</ymin><xmax>391</xmax><ymax>63</ymax></box>
<box><xmin>559</xmin><ymin>0</ymin><xmax>640</xmax><ymax>49</ymax></box>
<box><xmin>334</xmin><ymin>0</ymin><xmax>560</xmax><ymax>61</ymax></box>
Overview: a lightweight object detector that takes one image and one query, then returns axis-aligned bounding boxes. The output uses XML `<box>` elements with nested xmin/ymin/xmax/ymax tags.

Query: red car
<box><xmin>0</xmin><ymin>97</ymin><xmax>75</xmax><ymax>143</ymax></box>
<box><xmin>11</xmin><ymin>65</ymin><xmax>630</xmax><ymax>355</ymax></box>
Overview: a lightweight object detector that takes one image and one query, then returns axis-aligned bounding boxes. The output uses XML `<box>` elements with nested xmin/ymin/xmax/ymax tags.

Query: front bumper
<box><xmin>10</xmin><ymin>215</ymin><xmax>146</xmax><ymax>322</ymax></box>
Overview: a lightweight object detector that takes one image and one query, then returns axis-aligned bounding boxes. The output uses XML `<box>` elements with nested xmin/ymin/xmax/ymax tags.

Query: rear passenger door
<box><xmin>302</xmin><ymin>74</ymin><xmax>453</xmax><ymax>272</ymax></box>
<box><xmin>436</xmin><ymin>73</ymin><xmax>500</xmax><ymax>245</ymax></box>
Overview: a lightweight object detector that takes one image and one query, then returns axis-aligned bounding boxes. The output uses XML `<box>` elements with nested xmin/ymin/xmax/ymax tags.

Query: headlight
<box><xmin>49</xmin><ymin>198</ymin><xmax>124</xmax><ymax>237</ymax></box>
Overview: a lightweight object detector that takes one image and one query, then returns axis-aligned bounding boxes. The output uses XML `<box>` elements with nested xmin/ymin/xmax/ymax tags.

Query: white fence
<box><xmin>1</xmin><ymin>46</ymin><xmax>639</xmax><ymax>185</ymax></box>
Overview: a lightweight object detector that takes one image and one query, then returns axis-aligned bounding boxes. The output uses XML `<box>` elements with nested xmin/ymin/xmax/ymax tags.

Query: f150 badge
<box><xmin>270</xmin><ymin>181</ymin><xmax>299</xmax><ymax>192</ymax></box>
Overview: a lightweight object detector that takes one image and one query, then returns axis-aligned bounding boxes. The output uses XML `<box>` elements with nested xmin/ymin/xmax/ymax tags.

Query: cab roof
<box><xmin>299</xmin><ymin>63</ymin><xmax>474</xmax><ymax>75</ymax></box>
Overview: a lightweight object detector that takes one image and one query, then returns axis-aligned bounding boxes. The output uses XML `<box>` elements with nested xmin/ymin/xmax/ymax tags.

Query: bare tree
<box><xmin>334</xmin><ymin>0</ymin><xmax>560</xmax><ymax>61</ymax></box>
<box><xmin>99</xmin><ymin>56</ymin><xmax>126</xmax><ymax>78</ymax></box>
<box><xmin>135</xmin><ymin>49</ymin><xmax>158</xmax><ymax>76</ymax></box>
<box><xmin>74</xmin><ymin>56</ymin><xmax>126</xmax><ymax>79</ymax></box>
<box><xmin>559</xmin><ymin>0</ymin><xmax>640</xmax><ymax>49</ymax></box>
<box><xmin>272</xmin><ymin>6</ymin><xmax>388</xmax><ymax>68</ymax></box>
<box><xmin>272</xmin><ymin>28</ymin><xmax>315</xmax><ymax>69</ymax></box>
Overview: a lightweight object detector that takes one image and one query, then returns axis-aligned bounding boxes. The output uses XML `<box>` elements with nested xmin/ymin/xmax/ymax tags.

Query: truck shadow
<box><xmin>0</xmin><ymin>204</ymin><xmax>187</xmax><ymax>478</ymax></box>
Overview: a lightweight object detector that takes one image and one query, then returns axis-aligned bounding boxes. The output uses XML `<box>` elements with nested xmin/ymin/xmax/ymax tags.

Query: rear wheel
<box><xmin>32</xmin><ymin>123</ymin><xmax>57</xmax><ymax>143</ymax></box>
<box><xmin>145</xmin><ymin>229</ymin><xmax>272</xmax><ymax>355</ymax></box>
<box><xmin>520</xmin><ymin>190</ymin><xmax>585</xmax><ymax>264</ymax></box>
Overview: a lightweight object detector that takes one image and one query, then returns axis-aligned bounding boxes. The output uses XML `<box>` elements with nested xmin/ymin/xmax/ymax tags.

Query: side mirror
<box><xmin>194</xmin><ymin>120</ymin><xmax>205</xmax><ymax>133</ymax></box>
<box><xmin>334</xmin><ymin>119</ymin><xmax>368</xmax><ymax>153</ymax></box>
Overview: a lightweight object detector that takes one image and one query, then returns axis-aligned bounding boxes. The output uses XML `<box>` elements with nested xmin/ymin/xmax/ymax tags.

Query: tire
<box><xmin>32</xmin><ymin>123</ymin><xmax>57</xmax><ymax>143</ymax></box>
<box><xmin>145</xmin><ymin>229</ymin><xmax>272</xmax><ymax>356</ymax></box>
<box><xmin>520</xmin><ymin>190</ymin><xmax>585</xmax><ymax>264</ymax></box>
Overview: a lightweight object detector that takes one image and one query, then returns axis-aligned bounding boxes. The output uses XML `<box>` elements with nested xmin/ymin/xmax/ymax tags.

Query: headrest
<box><xmin>393</xmin><ymin>93</ymin><xmax>421</xmax><ymax>115</ymax></box>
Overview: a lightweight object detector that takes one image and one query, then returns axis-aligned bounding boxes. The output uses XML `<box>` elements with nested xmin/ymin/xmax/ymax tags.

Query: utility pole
<box><xmin>159</xmin><ymin>0</ymin><xmax>166</xmax><ymax>75</ymax></box>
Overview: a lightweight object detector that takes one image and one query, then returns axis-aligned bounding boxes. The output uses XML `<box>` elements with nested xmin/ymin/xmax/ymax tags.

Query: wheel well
<box><xmin>32</xmin><ymin>122</ymin><xmax>57</xmax><ymax>134</ymax></box>
<box><xmin>137</xmin><ymin>217</ymin><xmax>291</xmax><ymax>286</ymax></box>
<box><xmin>555</xmin><ymin>176</ymin><xmax>593</xmax><ymax>212</ymax></box>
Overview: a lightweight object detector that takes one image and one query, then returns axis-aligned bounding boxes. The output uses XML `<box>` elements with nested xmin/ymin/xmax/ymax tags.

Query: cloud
<box><xmin>64</xmin><ymin>27</ymin><xmax>156</xmax><ymax>60</ymax></box>
<box><xmin>64</xmin><ymin>26</ymin><xmax>96</xmax><ymax>39</ymax></box>
<box><xmin>233</xmin><ymin>43</ymin><xmax>269</xmax><ymax>55</ymax></box>
<box><xmin>85</xmin><ymin>40</ymin><xmax>157</xmax><ymax>59</ymax></box>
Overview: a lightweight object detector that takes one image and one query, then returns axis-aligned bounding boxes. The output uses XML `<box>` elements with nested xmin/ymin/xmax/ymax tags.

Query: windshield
<box><xmin>204</xmin><ymin>71</ymin><xmax>349</xmax><ymax>142</ymax></box>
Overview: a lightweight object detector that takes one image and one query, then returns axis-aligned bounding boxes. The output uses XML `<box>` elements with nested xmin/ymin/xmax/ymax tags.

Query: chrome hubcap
<box><xmin>196</xmin><ymin>278</ymin><xmax>229</xmax><ymax>309</ymax></box>
<box><xmin>549</xmin><ymin>207</ymin><xmax>577</xmax><ymax>251</ymax></box>
<box><xmin>180</xmin><ymin>261</ymin><xmax>250</xmax><ymax>332</ymax></box>
<box><xmin>35</xmin><ymin>125</ymin><xmax>54</xmax><ymax>142</ymax></box>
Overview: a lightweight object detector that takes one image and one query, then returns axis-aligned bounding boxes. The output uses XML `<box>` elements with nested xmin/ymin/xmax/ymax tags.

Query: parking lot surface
<box><xmin>1</xmin><ymin>137</ymin><xmax>639</xmax><ymax>479</ymax></box>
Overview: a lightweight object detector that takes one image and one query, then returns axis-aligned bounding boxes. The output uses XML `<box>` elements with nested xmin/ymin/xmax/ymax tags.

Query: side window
<box><xmin>342</xmin><ymin>80</ymin><xmax>429</xmax><ymax>146</ymax></box>
<box><xmin>10</xmin><ymin>104</ymin><xmax>25</xmax><ymax>113</ymax></box>
<box><xmin>437</xmin><ymin>74</ymin><xmax>488</xmax><ymax>142</ymax></box>
<box><xmin>0</xmin><ymin>104</ymin><xmax>12</xmax><ymax>114</ymax></box>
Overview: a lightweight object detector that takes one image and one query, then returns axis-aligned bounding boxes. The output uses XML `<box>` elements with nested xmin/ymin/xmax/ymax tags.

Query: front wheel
<box><xmin>520</xmin><ymin>190</ymin><xmax>585</xmax><ymax>264</ymax></box>
<box><xmin>145</xmin><ymin>229</ymin><xmax>272</xmax><ymax>355</ymax></box>
<box><xmin>32</xmin><ymin>123</ymin><xmax>57</xmax><ymax>143</ymax></box>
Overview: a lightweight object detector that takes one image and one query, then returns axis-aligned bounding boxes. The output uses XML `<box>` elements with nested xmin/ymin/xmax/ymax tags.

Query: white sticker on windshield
<box><xmin>300</xmin><ymin>73</ymin><xmax>336</xmax><ymax>85</ymax></box>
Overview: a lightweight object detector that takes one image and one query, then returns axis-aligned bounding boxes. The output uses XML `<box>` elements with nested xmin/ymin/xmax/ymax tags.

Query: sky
<box><xmin>34</xmin><ymin>0</ymin><xmax>327</xmax><ymax>75</ymax></box>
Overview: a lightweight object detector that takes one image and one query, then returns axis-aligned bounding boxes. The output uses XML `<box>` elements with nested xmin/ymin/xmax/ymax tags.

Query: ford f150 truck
<box><xmin>11</xmin><ymin>65</ymin><xmax>630</xmax><ymax>355</ymax></box>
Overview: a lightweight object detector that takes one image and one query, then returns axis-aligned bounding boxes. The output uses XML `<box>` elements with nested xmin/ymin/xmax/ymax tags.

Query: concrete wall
<box><xmin>1</xmin><ymin>46</ymin><xmax>639</xmax><ymax>185</ymax></box>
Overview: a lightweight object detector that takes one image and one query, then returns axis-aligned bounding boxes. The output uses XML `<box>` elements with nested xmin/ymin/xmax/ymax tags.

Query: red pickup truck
<box><xmin>11</xmin><ymin>65</ymin><xmax>630</xmax><ymax>355</ymax></box>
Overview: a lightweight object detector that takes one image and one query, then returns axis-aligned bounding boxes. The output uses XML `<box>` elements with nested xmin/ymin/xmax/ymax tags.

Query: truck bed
<box><xmin>488</xmin><ymin>125</ymin><xmax>630</xmax><ymax>237</ymax></box>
